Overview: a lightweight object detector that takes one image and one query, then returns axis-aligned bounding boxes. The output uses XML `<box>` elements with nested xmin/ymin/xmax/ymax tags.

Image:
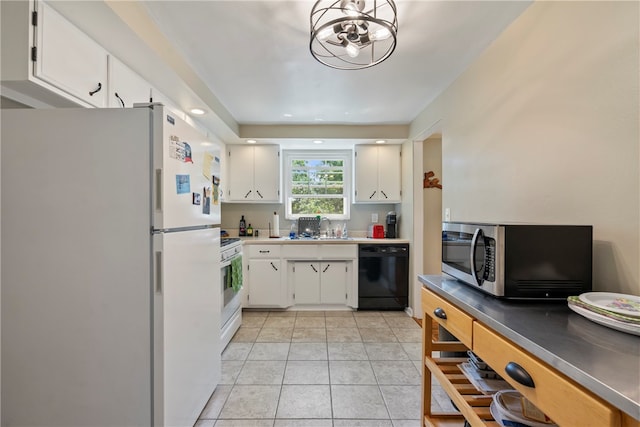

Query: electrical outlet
<box><xmin>444</xmin><ymin>208</ymin><xmax>451</xmax><ymax>221</ymax></box>
<box><xmin>372</xmin><ymin>213</ymin><xmax>378</xmax><ymax>223</ymax></box>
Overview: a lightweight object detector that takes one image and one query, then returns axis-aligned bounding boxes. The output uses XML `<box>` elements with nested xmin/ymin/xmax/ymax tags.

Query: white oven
<box><xmin>220</xmin><ymin>238</ymin><xmax>243</xmax><ymax>350</ymax></box>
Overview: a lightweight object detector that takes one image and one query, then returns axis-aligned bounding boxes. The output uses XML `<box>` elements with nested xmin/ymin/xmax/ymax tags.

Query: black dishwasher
<box><xmin>358</xmin><ymin>244</ymin><xmax>409</xmax><ymax>310</ymax></box>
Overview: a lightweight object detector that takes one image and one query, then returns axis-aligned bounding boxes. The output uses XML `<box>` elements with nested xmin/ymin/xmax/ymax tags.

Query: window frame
<box><xmin>283</xmin><ymin>149</ymin><xmax>352</xmax><ymax>220</ymax></box>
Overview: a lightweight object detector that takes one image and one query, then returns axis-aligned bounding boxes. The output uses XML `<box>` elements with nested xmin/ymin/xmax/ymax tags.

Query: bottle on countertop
<box><xmin>247</xmin><ymin>224</ymin><xmax>254</xmax><ymax>237</ymax></box>
<box><xmin>239</xmin><ymin>215</ymin><xmax>247</xmax><ymax>236</ymax></box>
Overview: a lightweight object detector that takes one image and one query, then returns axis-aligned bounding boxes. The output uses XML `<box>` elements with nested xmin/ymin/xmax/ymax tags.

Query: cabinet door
<box><xmin>253</xmin><ymin>145</ymin><xmax>280</xmax><ymax>202</ymax></box>
<box><xmin>108</xmin><ymin>57</ymin><xmax>152</xmax><ymax>108</ymax></box>
<box><xmin>320</xmin><ymin>262</ymin><xmax>348</xmax><ymax>304</ymax></box>
<box><xmin>247</xmin><ymin>259</ymin><xmax>284</xmax><ymax>307</ymax></box>
<box><xmin>377</xmin><ymin>145</ymin><xmax>401</xmax><ymax>202</ymax></box>
<box><xmin>354</xmin><ymin>145</ymin><xmax>379</xmax><ymax>202</ymax></box>
<box><xmin>35</xmin><ymin>2</ymin><xmax>108</xmax><ymax>107</ymax></box>
<box><xmin>227</xmin><ymin>145</ymin><xmax>255</xmax><ymax>201</ymax></box>
<box><xmin>293</xmin><ymin>262</ymin><xmax>320</xmax><ymax>304</ymax></box>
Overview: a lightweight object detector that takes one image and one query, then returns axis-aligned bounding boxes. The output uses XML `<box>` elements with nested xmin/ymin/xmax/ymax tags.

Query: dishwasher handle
<box><xmin>359</xmin><ymin>244</ymin><xmax>409</xmax><ymax>257</ymax></box>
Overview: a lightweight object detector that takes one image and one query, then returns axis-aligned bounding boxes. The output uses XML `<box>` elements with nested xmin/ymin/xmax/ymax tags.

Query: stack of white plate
<box><xmin>490</xmin><ymin>390</ymin><xmax>557</xmax><ymax>427</ymax></box>
<box><xmin>568</xmin><ymin>292</ymin><xmax>640</xmax><ymax>336</ymax></box>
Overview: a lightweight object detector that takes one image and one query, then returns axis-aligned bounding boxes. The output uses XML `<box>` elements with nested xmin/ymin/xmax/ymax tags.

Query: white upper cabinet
<box><xmin>354</xmin><ymin>145</ymin><xmax>401</xmax><ymax>203</ymax></box>
<box><xmin>108</xmin><ymin>57</ymin><xmax>152</xmax><ymax>108</ymax></box>
<box><xmin>33</xmin><ymin>2</ymin><xmax>108</xmax><ymax>107</ymax></box>
<box><xmin>226</xmin><ymin>145</ymin><xmax>281</xmax><ymax>203</ymax></box>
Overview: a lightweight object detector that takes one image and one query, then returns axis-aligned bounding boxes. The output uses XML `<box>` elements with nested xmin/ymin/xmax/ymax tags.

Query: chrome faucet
<box><xmin>320</xmin><ymin>216</ymin><xmax>332</xmax><ymax>237</ymax></box>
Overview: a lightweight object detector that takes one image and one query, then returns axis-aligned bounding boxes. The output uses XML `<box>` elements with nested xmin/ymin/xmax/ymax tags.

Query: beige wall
<box><xmin>410</xmin><ymin>1</ymin><xmax>639</xmax><ymax>294</ymax></box>
<box><xmin>423</xmin><ymin>137</ymin><xmax>442</xmax><ymax>277</ymax></box>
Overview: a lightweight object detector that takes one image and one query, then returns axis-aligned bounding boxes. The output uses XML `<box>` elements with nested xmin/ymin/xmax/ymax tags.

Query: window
<box><xmin>283</xmin><ymin>150</ymin><xmax>351</xmax><ymax>220</ymax></box>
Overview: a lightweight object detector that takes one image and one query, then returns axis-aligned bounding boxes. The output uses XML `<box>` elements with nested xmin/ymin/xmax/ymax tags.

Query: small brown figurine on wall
<box><xmin>423</xmin><ymin>171</ymin><xmax>442</xmax><ymax>189</ymax></box>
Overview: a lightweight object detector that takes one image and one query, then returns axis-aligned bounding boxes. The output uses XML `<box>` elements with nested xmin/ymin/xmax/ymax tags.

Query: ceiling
<box><xmin>49</xmin><ymin>1</ymin><xmax>532</xmax><ymax>147</ymax></box>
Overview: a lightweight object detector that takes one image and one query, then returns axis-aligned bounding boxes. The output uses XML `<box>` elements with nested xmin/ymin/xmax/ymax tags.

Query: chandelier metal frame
<box><xmin>310</xmin><ymin>0</ymin><xmax>398</xmax><ymax>70</ymax></box>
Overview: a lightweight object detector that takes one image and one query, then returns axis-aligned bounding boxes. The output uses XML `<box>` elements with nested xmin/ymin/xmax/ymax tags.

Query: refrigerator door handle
<box><xmin>155</xmin><ymin>169</ymin><xmax>163</xmax><ymax>211</ymax></box>
<box><xmin>155</xmin><ymin>251</ymin><xmax>163</xmax><ymax>294</ymax></box>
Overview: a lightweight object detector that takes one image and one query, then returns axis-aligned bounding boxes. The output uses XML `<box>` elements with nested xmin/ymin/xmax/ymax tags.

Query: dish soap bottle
<box><xmin>246</xmin><ymin>224</ymin><xmax>253</xmax><ymax>237</ymax></box>
<box><xmin>239</xmin><ymin>215</ymin><xmax>247</xmax><ymax>236</ymax></box>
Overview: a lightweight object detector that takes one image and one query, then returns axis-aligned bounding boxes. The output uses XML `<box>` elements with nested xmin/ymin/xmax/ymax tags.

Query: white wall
<box><xmin>410</xmin><ymin>1</ymin><xmax>639</xmax><ymax>295</ymax></box>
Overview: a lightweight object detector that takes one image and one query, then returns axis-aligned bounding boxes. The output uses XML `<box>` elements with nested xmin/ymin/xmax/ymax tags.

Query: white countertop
<box><xmin>239</xmin><ymin>236</ymin><xmax>410</xmax><ymax>245</ymax></box>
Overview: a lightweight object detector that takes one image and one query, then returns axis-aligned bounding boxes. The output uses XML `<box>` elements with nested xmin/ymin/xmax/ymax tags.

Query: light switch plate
<box><xmin>444</xmin><ymin>208</ymin><xmax>451</xmax><ymax>221</ymax></box>
<box><xmin>372</xmin><ymin>213</ymin><xmax>378</xmax><ymax>223</ymax></box>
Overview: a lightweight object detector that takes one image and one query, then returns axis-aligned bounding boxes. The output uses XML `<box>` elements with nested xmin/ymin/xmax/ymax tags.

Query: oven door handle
<box><xmin>221</xmin><ymin>253</ymin><xmax>242</xmax><ymax>269</ymax></box>
<box><xmin>470</xmin><ymin>228</ymin><xmax>484</xmax><ymax>286</ymax></box>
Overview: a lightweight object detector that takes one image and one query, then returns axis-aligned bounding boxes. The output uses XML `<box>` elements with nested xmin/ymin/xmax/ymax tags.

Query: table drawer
<box><xmin>473</xmin><ymin>322</ymin><xmax>620</xmax><ymax>427</ymax></box>
<box><xmin>422</xmin><ymin>288</ymin><xmax>473</xmax><ymax>348</ymax></box>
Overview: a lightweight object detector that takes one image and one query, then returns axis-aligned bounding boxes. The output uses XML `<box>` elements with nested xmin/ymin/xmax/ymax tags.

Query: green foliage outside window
<box><xmin>289</xmin><ymin>159</ymin><xmax>346</xmax><ymax>216</ymax></box>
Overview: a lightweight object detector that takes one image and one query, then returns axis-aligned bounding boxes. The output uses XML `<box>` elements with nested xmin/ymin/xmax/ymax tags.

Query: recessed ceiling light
<box><xmin>375</xmin><ymin>140</ymin><xmax>387</xmax><ymax>144</ymax></box>
<box><xmin>283</xmin><ymin>113</ymin><xmax>293</xmax><ymax>118</ymax></box>
<box><xmin>246</xmin><ymin>139</ymin><xmax>257</xmax><ymax>144</ymax></box>
<box><xmin>313</xmin><ymin>140</ymin><xmax>323</xmax><ymax>144</ymax></box>
<box><xmin>190</xmin><ymin>108</ymin><xmax>206</xmax><ymax>115</ymax></box>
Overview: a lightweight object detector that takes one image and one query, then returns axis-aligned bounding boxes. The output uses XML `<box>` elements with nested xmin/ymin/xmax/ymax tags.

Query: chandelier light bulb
<box><xmin>345</xmin><ymin>42</ymin><xmax>360</xmax><ymax>58</ymax></box>
<box><xmin>370</xmin><ymin>27</ymin><xmax>391</xmax><ymax>41</ymax></box>
<box><xmin>316</xmin><ymin>26</ymin><xmax>334</xmax><ymax>41</ymax></box>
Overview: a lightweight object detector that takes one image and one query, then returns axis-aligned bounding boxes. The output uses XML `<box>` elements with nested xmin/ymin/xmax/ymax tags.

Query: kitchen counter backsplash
<box><xmin>221</xmin><ymin>203</ymin><xmax>400</xmax><ymax>240</ymax></box>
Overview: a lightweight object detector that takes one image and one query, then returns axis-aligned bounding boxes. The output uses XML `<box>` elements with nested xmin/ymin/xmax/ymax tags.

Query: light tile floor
<box><xmin>196</xmin><ymin>310</ymin><xmax>455</xmax><ymax>427</ymax></box>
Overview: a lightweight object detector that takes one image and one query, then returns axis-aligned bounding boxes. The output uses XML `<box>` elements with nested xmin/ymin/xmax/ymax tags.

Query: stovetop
<box><xmin>221</xmin><ymin>237</ymin><xmax>241</xmax><ymax>247</ymax></box>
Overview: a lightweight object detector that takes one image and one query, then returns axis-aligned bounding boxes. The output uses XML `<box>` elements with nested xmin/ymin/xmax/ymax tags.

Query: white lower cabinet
<box><xmin>292</xmin><ymin>261</ymin><xmax>349</xmax><ymax>305</ymax></box>
<box><xmin>244</xmin><ymin>243</ymin><xmax>358</xmax><ymax>309</ymax></box>
<box><xmin>245</xmin><ymin>245</ymin><xmax>287</xmax><ymax>308</ymax></box>
<box><xmin>247</xmin><ymin>259</ymin><xmax>284</xmax><ymax>307</ymax></box>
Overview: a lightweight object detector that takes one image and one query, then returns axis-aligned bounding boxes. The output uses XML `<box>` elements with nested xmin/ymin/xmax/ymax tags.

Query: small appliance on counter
<box><xmin>386</xmin><ymin>211</ymin><xmax>397</xmax><ymax>238</ymax></box>
<box><xmin>367</xmin><ymin>224</ymin><xmax>385</xmax><ymax>239</ymax></box>
<box><xmin>442</xmin><ymin>221</ymin><xmax>593</xmax><ymax>299</ymax></box>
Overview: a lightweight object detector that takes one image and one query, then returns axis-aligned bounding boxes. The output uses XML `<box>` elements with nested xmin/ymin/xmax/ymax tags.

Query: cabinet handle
<box><xmin>322</xmin><ymin>264</ymin><xmax>330</xmax><ymax>273</ymax></box>
<box><xmin>259</xmin><ymin>250</ymin><xmax>270</xmax><ymax>254</ymax></box>
<box><xmin>89</xmin><ymin>82</ymin><xmax>102</xmax><ymax>96</ymax></box>
<box><xmin>114</xmin><ymin>92</ymin><xmax>125</xmax><ymax>108</ymax></box>
<box><xmin>310</xmin><ymin>264</ymin><xmax>318</xmax><ymax>273</ymax></box>
<box><xmin>433</xmin><ymin>307</ymin><xmax>447</xmax><ymax>319</ymax></box>
<box><xmin>155</xmin><ymin>251</ymin><xmax>163</xmax><ymax>294</ymax></box>
<box><xmin>256</xmin><ymin>190</ymin><xmax>264</xmax><ymax>199</ymax></box>
<box><xmin>244</xmin><ymin>190</ymin><xmax>252</xmax><ymax>198</ymax></box>
<box><xmin>155</xmin><ymin>169</ymin><xmax>162</xmax><ymax>211</ymax></box>
<box><xmin>270</xmin><ymin>262</ymin><xmax>278</xmax><ymax>271</ymax></box>
<box><xmin>369</xmin><ymin>191</ymin><xmax>377</xmax><ymax>199</ymax></box>
<box><xmin>381</xmin><ymin>190</ymin><xmax>388</xmax><ymax>199</ymax></box>
<box><xmin>505</xmin><ymin>362</ymin><xmax>535</xmax><ymax>388</ymax></box>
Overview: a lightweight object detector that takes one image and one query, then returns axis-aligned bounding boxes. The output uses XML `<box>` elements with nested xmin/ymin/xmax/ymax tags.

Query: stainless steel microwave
<box><xmin>442</xmin><ymin>222</ymin><xmax>593</xmax><ymax>299</ymax></box>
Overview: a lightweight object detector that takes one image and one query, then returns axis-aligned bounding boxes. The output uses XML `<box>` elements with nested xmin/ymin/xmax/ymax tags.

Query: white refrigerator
<box><xmin>1</xmin><ymin>105</ymin><xmax>222</xmax><ymax>427</ymax></box>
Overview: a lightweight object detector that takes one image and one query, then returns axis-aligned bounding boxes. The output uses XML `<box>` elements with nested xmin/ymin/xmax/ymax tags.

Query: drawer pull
<box><xmin>505</xmin><ymin>362</ymin><xmax>535</xmax><ymax>388</ymax></box>
<box><xmin>433</xmin><ymin>307</ymin><xmax>447</xmax><ymax>319</ymax></box>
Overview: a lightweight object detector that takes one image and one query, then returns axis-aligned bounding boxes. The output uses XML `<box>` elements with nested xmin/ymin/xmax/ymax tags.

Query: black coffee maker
<box><xmin>385</xmin><ymin>211</ymin><xmax>397</xmax><ymax>238</ymax></box>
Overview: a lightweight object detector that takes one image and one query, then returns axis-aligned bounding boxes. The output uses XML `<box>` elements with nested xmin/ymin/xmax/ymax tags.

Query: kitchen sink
<box><xmin>284</xmin><ymin>236</ymin><xmax>353</xmax><ymax>241</ymax></box>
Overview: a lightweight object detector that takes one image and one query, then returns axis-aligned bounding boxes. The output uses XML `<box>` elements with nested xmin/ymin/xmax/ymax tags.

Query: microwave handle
<box><xmin>470</xmin><ymin>228</ymin><xmax>484</xmax><ymax>286</ymax></box>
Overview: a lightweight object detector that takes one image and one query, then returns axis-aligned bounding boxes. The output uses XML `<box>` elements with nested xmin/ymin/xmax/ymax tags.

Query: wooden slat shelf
<box><xmin>421</xmin><ymin>288</ymin><xmax>501</xmax><ymax>427</ymax></box>
<box><xmin>424</xmin><ymin>356</ymin><xmax>498</xmax><ymax>427</ymax></box>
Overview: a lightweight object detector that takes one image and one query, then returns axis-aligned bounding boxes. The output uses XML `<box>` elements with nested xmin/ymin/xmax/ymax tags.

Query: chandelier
<box><xmin>310</xmin><ymin>0</ymin><xmax>398</xmax><ymax>70</ymax></box>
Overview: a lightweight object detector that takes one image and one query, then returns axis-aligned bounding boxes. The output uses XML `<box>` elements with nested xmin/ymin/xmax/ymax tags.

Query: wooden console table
<box><xmin>419</xmin><ymin>275</ymin><xmax>640</xmax><ymax>427</ymax></box>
